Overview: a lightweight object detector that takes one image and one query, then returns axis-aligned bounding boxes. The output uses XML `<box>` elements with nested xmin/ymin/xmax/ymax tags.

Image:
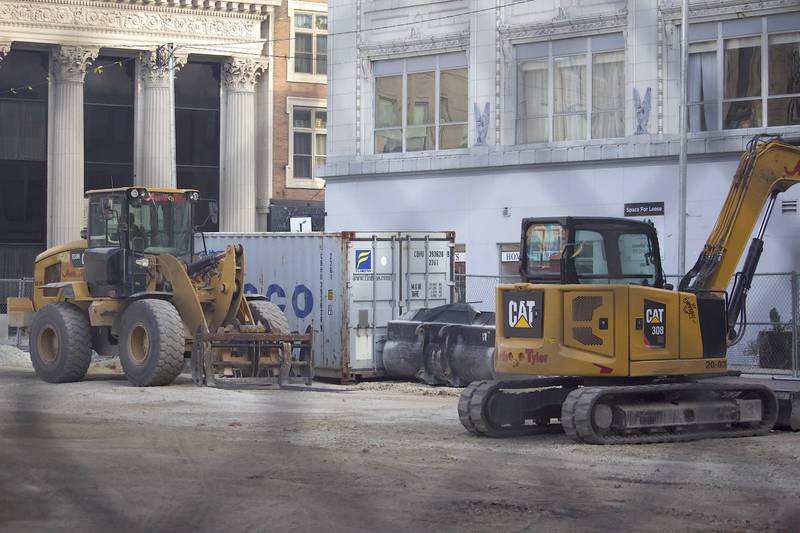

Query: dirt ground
<box><xmin>1</xmin><ymin>361</ymin><xmax>799</xmax><ymax>532</ymax></box>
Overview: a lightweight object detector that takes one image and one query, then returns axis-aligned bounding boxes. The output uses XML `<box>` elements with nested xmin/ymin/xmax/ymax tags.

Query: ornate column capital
<box><xmin>53</xmin><ymin>45</ymin><xmax>99</xmax><ymax>83</ymax></box>
<box><xmin>0</xmin><ymin>42</ymin><xmax>11</xmax><ymax>59</ymax></box>
<box><xmin>140</xmin><ymin>48</ymin><xmax>188</xmax><ymax>85</ymax></box>
<box><xmin>222</xmin><ymin>57</ymin><xmax>266</xmax><ymax>93</ymax></box>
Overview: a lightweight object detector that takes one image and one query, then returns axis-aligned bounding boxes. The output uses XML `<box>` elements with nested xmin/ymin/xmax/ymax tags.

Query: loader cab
<box><xmin>84</xmin><ymin>187</ymin><xmax>199</xmax><ymax>297</ymax></box>
<box><xmin>520</xmin><ymin>217</ymin><xmax>665</xmax><ymax>288</ymax></box>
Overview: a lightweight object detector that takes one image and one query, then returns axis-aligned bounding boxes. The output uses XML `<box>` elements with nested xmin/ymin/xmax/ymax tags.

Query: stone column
<box><xmin>138</xmin><ymin>49</ymin><xmax>177</xmax><ymax>188</ymax></box>
<box><xmin>220</xmin><ymin>58</ymin><xmax>265</xmax><ymax>232</ymax></box>
<box><xmin>50</xmin><ymin>45</ymin><xmax>98</xmax><ymax>247</ymax></box>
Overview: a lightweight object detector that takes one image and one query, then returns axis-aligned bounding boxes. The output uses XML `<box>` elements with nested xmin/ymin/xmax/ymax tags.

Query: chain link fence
<box><xmin>455</xmin><ymin>272</ymin><xmax>800</xmax><ymax>377</ymax></box>
<box><xmin>0</xmin><ymin>278</ymin><xmax>33</xmax><ymax>314</ymax></box>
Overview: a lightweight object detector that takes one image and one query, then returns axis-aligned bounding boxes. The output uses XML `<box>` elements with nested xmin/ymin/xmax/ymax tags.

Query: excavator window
<box><xmin>525</xmin><ymin>222</ymin><xmax>566</xmax><ymax>278</ymax></box>
<box><xmin>572</xmin><ymin>227</ymin><xmax>658</xmax><ymax>285</ymax></box>
<box><xmin>521</xmin><ymin>217</ymin><xmax>664</xmax><ymax>287</ymax></box>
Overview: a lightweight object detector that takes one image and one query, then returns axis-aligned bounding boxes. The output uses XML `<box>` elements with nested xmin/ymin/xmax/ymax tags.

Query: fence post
<box><xmin>15</xmin><ymin>278</ymin><xmax>24</xmax><ymax>348</ymax></box>
<box><xmin>792</xmin><ymin>272</ymin><xmax>798</xmax><ymax>378</ymax></box>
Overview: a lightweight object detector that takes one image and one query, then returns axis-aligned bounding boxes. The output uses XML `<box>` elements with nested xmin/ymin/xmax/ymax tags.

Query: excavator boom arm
<box><xmin>681</xmin><ymin>136</ymin><xmax>800</xmax><ymax>294</ymax></box>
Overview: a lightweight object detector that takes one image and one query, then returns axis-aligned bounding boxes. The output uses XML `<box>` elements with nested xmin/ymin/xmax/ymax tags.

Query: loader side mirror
<box><xmin>209</xmin><ymin>201</ymin><xmax>219</xmax><ymax>225</ymax></box>
<box><xmin>80</xmin><ymin>227</ymin><xmax>87</xmax><ymax>240</ymax></box>
<box><xmin>102</xmin><ymin>198</ymin><xmax>116</xmax><ymax>220</ymax></box>
<box><xmin>193</xmin><ymin>199</ymin><xmax>219</xmax><ymax>230</ymax></box>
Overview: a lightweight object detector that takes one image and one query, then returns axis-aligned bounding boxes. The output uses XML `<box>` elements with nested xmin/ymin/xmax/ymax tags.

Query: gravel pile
<box><xmin>0</xmin><ymin>346</ymin><xmax>124</xmax><ymax>375</ymax></box>
<box><xmin>352</xmin><ymin>380</ymin><xmax>462</xmax><ymax>396</ymax></box>
<box><xmin>0</xmin><ymin>345</ymin><xmax>32</xmax><ymax>369</ymax></box>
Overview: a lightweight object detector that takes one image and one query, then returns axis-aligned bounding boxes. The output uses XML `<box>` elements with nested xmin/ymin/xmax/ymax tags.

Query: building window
<box><xmin>688</xmin><ymin>14</ymin><xmax>800</xmax><ymax>131</ymax></box>
<box><xmin>724</xmin><ymin>35</ymin><xmax>762</xmax><ymax>128</ymax></box>
<box><xmin>84</xmin><ymin>56</ymin><xmax>135</xmax><ymax>191</ymax></box>
<box><xmin>516</xmin><ymin>34</ymin><xmax>625</xmax><ymax>144</ymax></box>
<box><xmin>374</xmin><ymin>52</ymin><xmax>468</xmax><ymax>154</ymax></box>
<box><xmin>294</xmin><ymin>12</ymin><xmax>327</xmax><ymax>75</ymax></box>
<box><xmin>688</xmin><ymin>41</ymin><xmax>718</xmax><ymax>132</ymax></box>
<box><xmin>175</xmin><ymin>61</ymin><xmax>221</xmax><ymax>232</ymax></box>
<box><xmin>292</xmin><ymin>107</ymin><xmax>326</xmax><ymax>179</ymax></box>
<box><xmin>768</xmin><ymin>32</ymin><xmax>800</xmax><ymax>127</ymax></box>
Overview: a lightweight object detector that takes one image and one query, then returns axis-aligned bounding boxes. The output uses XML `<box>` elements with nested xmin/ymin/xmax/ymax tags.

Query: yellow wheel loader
<box><xmin>459</xmin><ymin>135</ymin><xmax>800</xmax><ymax>444</ymax></box>
<box><xmin>6</xmin><ymin>187</ymin><xmax>312</xmax><ymax>387</ymax></box>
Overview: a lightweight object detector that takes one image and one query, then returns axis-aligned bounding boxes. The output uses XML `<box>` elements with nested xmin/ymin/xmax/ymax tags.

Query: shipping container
<box><xmin>196</xmin><ymin>232</ymin><xmax>454</xmax><ymax>381</ymax></box>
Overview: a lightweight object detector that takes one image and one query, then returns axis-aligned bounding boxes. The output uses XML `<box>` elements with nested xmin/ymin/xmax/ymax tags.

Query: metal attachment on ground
<box><xmin>191</xmin><ymin>326</ymin><xmax>313</xmax><ymax>388</ymax></box>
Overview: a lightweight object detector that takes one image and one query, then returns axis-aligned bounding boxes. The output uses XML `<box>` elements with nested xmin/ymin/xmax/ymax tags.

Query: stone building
<box><xmin>323</xmin><ymin>0</ymin><xmax>800</xmax><ymax>287</ymax></box>
<box><xmin>0</xmin><ymin>0</ymin><xmax>327</xmax><ymax>278</ymax></box>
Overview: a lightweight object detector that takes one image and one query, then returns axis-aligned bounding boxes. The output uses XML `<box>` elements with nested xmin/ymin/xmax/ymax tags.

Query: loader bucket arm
<box><xmin>208</xmin><ymin>246</ymin><xmax>239</xmax><ymax>331</ymax></box>
<box><xmin>157</xmin><ymin>253</ymin><xmax>208</xmax><ymax>337</ymax></box>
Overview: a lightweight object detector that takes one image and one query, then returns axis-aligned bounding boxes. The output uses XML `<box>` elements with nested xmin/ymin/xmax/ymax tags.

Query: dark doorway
<box><xmin>84</xmin><ymin>56</ymin><xmax>135</xmax><ymax>191</ymax></box>
<box><xmin>0</xmin><ymin>49</ymin><xmax>49</xmax><ymax>277</ymax></box>
<box><xmin>175</xmin><ymin>61</ymin><xmax>221</xmax><ymax>232</ymax></box>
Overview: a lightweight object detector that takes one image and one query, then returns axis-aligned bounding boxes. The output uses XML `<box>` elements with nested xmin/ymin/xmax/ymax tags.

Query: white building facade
<box><xmin>323</xmin><ymin>0</ymin><xmax>800</xmax><ymax>288</ymax></box>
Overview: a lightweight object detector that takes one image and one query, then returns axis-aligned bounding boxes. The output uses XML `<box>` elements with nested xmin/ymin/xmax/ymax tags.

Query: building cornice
<box><xmin>0</xmin><ymin>0</ymin><xmax>269</xmax><ymax>44</ymax></box>
<box><xmin>8</xmin><ymin>0</ymin><xmax>277</xmax><ymax>19</ymax></box>
<box><xmin>359</xmin><ymin>30</ymin><xmax>470</xmax><ymax>60</ymax></box>
<box><xmin>660</xmin><ymin>0</ymin><xmax>799</xmax><ymax>22</ymax></box>
<box><xmin>500</xmin><ymin>8</ymin><xmax>628</xmax><ymax>43</ymax></box>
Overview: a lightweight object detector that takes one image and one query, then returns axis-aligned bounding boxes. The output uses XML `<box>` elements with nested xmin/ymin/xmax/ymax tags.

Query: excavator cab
<box><xmin>520</xmin><ymin>217</ymin><xmax>664</xmax><ymax>288</ymax></box>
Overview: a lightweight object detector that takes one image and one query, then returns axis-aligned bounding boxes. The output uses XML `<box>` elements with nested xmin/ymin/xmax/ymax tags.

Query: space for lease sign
<box><xmin>624</xmin><ymin>202</ymin><xmax>664</xmax><ymax>217</ymax></box>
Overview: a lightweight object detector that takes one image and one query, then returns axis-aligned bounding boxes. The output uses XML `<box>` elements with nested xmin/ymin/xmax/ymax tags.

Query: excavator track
<box><xmin>561</xmin><ymin>382</ymin><xmax>779</xmax><ymax>445</ymax></box>
<box><xmin>458</xmin><ymin>378</ymin><xmax>580</xmax><ymax>438</ymax></box>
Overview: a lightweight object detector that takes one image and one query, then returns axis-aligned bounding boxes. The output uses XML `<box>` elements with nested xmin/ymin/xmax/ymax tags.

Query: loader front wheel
<box><xmin>29</xmin><ymin>302</ymin><xmax>92</xmax><ymax>383</ymax></box>
<box><xmin>119</xmin><ymin>299</ymin><xmax>185</xmax><ymax>387</ymax></box>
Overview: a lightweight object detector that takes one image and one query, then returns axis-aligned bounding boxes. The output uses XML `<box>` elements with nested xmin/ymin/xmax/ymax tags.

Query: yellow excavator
<box><xmin>459</xmin><ymin>135</ymin><xmax>800</xmax><ymax>444</ymax></box>
<box><xmin>7</xmin><ymin>187</ymin><xmax>312</xmax><ymax>387</ymax></box>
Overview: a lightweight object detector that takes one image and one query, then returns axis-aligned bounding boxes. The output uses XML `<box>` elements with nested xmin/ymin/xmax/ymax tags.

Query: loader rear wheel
<box><xmin>119</xmin><ymin>299</ymin><xmax>185</xmax><ymax>387</ymax></box>
<box><xmin>249</xmin><ymin>300</ymin><xmax>290</xmax><ymax>334</ymax></box>
<box><xmin>249</xmin><ymin>300</ymin><xmax>292</xmax><ymax>378</ymax></box>
<box><xmin>29</xmin><ymin>302</ymin><xmax>92</xmax><ymax>383</ymax></box>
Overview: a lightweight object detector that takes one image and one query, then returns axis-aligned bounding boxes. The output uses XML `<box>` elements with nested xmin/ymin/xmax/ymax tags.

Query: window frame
<box><xmin>515</xmin><ymin>34</ymin><xmax>626</xmax><ymax>144</ymax></box>
<box><xmin>686</xmin><ymin>14</ymin><xmax>800</xmax><ymax>131</ymax></box>
<box><xmin>373</xmin><ymin>53</ymin><xmax>469</xmax><ymax>154</ymax></box>
<box><xmin>286</xmin><ymin>96</ymin><xmax>327</xmax><ymax>190</ymax></box>
<box><xmin>288</xmin><ymin>1</ymin><xmax>328</xmax><ymax>84</ymax></box>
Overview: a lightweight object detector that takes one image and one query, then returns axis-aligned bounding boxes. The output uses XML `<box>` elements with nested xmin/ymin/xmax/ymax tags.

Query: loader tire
<box><xmin>118</xmin><ymin>299</ymin><xmax>185</xmax><ymax>387</ymax></box>
<box><xmin>29</xmin><ymin>302</ymin><xmax>92</xmax><ymax>383</ymax></box>
<box><xmin>249</xmin><ymin>300</ymin><xmax>292</xmax><ymax>377</ymax></box>
<box><xmin>249</xmin><ymin>300</ymin><xmax>290</xmax><ymax>334</ymax></box>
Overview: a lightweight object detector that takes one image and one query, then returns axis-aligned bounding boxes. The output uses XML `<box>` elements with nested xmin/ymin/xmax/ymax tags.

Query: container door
<box><xmin>399</xmin><ymin>236</ymin><xmax>452</xmax><ymax>316</ymax></box>
<box><xmin>347</xmin><ymin>239</ymin><xmax>397</xmax><ymax>371</ymax></box>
